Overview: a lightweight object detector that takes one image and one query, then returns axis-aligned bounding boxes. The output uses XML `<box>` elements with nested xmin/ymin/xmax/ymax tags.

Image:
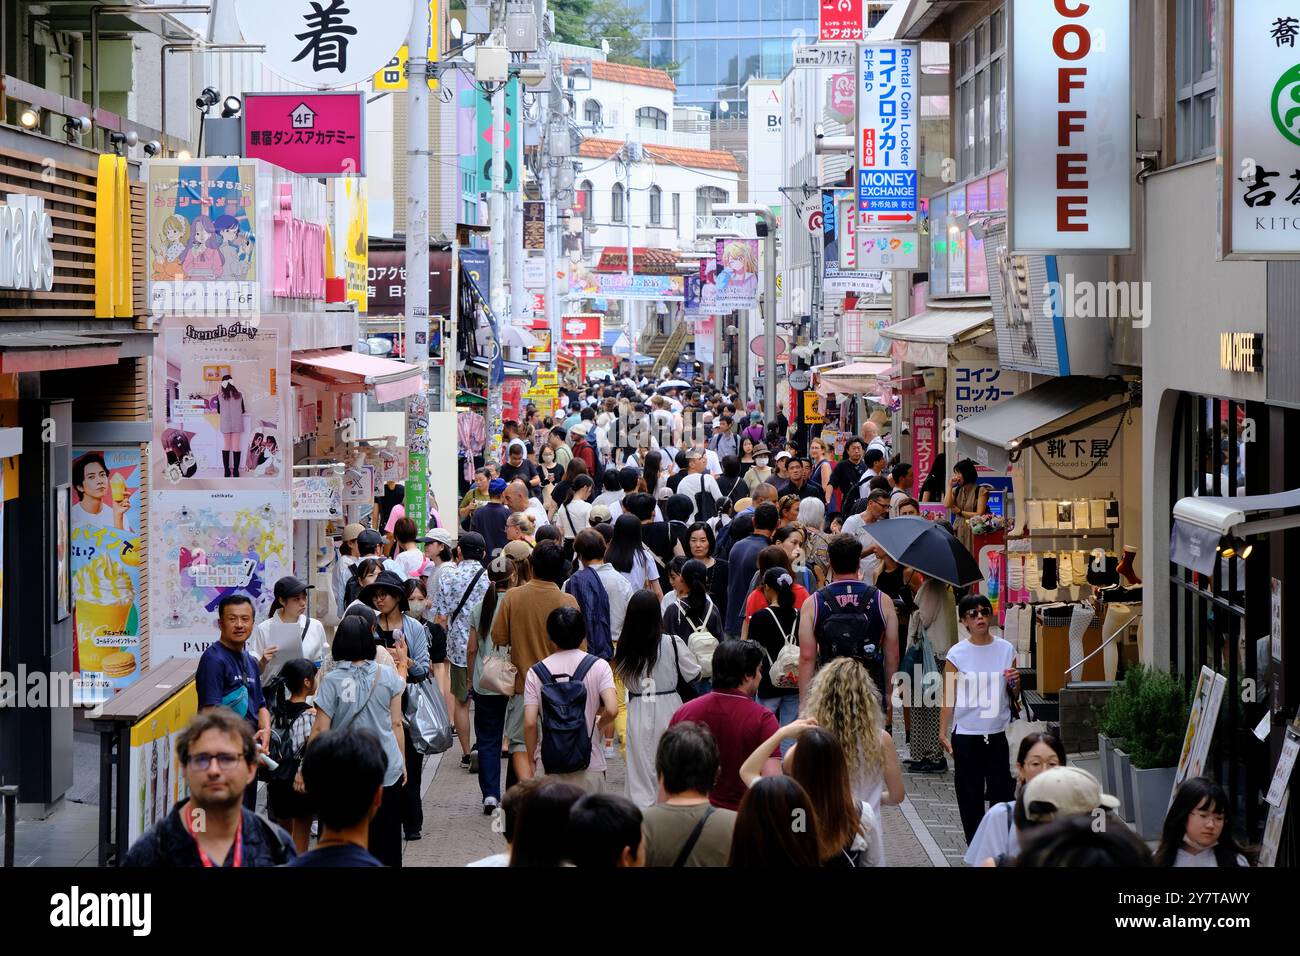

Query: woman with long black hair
<box><xmin>943</xmin><ymin>458</ymin><xmax>989</xmax><ymax>554</ymax></box>
<box><xmin>643</xmin><ymin>449</ymin><xmax>666</xmax><ymax>501</ymax></box>
<box><xmin>661</xmin><ymin>558</ymin><xmax>723</xmax><ymax>695</ymax></box>
<box><xmin>1156</xmin><ymin>777</ymin><xmax>1256</xmax><ymax>867</ymax></box>
<box><xmin>686</xmin><ymin>521</ymin><xmax>729</xmax><ymax>615</ymax></box>
<box><xmin>606</xmin><ymin>513</ymin><xmax>663</xmax><ymax>598</ymax></box>
<box><xmin>614</xmin><ymin>590</ymin><xmax>701</xmax><ymax>808</ymax></box>
<box><xmin>919</xmin><ymin>453</ymin><xmax>948</xmax><ymax>504</ymax></box>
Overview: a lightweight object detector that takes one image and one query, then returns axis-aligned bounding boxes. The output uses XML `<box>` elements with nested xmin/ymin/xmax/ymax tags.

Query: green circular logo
<box><xmin>1271</xmin><ymin>63</ymin><xmax>1300</xmax><ymax>146</ymax></box>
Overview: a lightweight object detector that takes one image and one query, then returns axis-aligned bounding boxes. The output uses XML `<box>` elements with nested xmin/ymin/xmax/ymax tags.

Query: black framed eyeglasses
<box><xmin>186</xmin><ymin>752</ymin><xmax>243</xmax><ymax>770</ymax></box>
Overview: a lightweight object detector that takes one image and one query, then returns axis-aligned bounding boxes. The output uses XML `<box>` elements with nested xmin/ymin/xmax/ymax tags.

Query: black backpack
<box><xmin>265</xmin><ymin>703</ymin><xmax>311</xmax><ymax>782</ymax></box>
<box><xmin>531</xmin><ymin>655</ymin><xmax>599</xmax><ymax>775</ymax></box>
<box><xmin>813</xmin><ymin>582</ymin><xmax>887</xmax><ymax>690</ymax></box>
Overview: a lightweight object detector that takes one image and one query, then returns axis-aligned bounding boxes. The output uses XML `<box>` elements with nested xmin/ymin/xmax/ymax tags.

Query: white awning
<box><xmin>818</xmin><ymin>360</ymin><xmax>892</xmax><ymax>395</ymax></box>
<box><xmin>880</xmin><ymin>307</ymin><xmax>994</xmax><ymax>366</ymax></box>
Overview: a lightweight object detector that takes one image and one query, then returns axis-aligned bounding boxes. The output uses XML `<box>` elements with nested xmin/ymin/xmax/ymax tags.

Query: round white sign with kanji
<box><xmin>236</xmin><ymin>0</ymin><xmax>415</xmax><ymax>90</ymax></box>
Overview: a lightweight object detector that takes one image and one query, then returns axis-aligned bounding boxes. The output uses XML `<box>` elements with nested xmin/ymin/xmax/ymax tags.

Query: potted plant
<box><xmin>1103</xmin><ymin>665</ymin><xmax>1144</xmax><ymax>821</ymax></box>
<box><xmin>1126</xmin><ymin>668</ymin><xmax>1189</xmax><ymax>840</ymax></box>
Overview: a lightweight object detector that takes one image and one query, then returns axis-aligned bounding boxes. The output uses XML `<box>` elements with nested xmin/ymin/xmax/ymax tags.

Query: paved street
<box><xmin>403</xmin><ymin>727</ymin><xmax>966</xmax><ymax>867</ymax></box>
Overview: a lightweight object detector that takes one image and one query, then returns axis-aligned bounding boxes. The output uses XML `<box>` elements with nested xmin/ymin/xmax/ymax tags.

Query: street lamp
<box><xmin>712</xmin><ymin>203</ymin><xmax>778</xmax><ymax>423</ymax></box>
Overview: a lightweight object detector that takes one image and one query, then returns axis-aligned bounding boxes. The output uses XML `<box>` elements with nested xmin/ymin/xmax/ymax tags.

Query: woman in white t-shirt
<box><xmin>554</xmin><ymin>474</ymin><xmax>594</xmax><ymax>540</ymax></box>
<box><xmin>964</xmin><ymin>730</ymin><xmax>1066</xmax><ymax>867</ymax></box>
<box><xmin>249</xmin><ymin>576</ymin><xmax>329</xmax><ymax>673</ymax></box>
<box><xmin>606</xmin><ymin>514</ymin><xmax>664</xmax><ymax>599</ymax></box>
<box><xmin>940</xmin><ymin>592</ymin><xmax>1019</xmax><ymax>844</ymax></box>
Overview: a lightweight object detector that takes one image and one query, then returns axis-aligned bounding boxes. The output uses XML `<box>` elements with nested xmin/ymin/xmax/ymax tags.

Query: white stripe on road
<box><xmin>898</xmin><ymin>797</ymin><xmax>950</xmax><ymax>867</ymax></box>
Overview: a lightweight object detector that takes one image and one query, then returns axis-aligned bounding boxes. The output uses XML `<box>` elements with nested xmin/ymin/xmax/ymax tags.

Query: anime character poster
<box><xmin>148</xmin><ymin>490</ymin><xmax>292</xmax><ymax>661</ymax></box>
<box><xmin>147</xmin><ymin>162</ymin><xmax>258</xmax><ymax>314</ymax></box>
<box><xmin>71</xmin><ymin>448</ymin><xmax>144</xmax><ymax>704</ymax></box>
<box><xmin>713</xmin><ymin>239</ymin><xmax>760</xmax><ymax>310</ymax></box>
<box><xmin>151</xmin><ymin>316</ymin><xmax>290</xmax><ymax>488</ymax></box>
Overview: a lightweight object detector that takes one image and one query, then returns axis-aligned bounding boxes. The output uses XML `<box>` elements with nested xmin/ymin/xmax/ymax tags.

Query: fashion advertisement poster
<box><xmin>152</xmin><ymin>316</ymin><xmax>291</xmax><ymax>488</ymax></box>
<box><xmin>147</xmin><ymin>162</ymin><xmax>258</xmax><ymax>314</ymax></box>
<box><xmin>71</xmin><ymin>448</ymin><xmax>144</xmax><ymax>705</ymax></box>
<box><xmin>713</xmin><ymin>238</ymin><xmax>760</xmax><ymax>311</ymax></box>
<box><xmin>148</xmin><ymin>490</ymin><xmax>292</xmax><ymax>661</ymax></box>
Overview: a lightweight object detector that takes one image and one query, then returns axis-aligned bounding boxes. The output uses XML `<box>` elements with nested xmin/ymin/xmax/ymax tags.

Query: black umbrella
<box><xmin>865</xmin><ymin>516</ymin><xmax>984</xmax><ymax>588</ymax></box>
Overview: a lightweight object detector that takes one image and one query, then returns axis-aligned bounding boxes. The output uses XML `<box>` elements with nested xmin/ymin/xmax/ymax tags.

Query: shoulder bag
<box><xmin>672</xmin><ymin>805</ymin><xmax>716</xmax><ymax>867</ymax></box>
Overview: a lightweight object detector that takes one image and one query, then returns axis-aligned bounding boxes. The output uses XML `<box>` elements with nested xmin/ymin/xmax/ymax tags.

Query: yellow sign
<box><xmin>94</xmin><ymin>155</ymin><xmax>133</xmax><ymax>318</ymax></box>
<box><xmin>536</xmin><ymin>370</ymin><xmax>559</xmax><ymax>388</ymax></box>
<box><xmin>374</xmin><ymin>1</ymin><xmax>439</xmax><ymax>90</ymax></box>
<box><xmin>334</xmin><ymin>177</ymin><xmax>369</xmax><ymax>314</ymax></box>
<box><xmin>127</xmin><ymin>680</ymin><xmax>198</xmax><ymax>844</ymax></box>
<box><xmin>803</xmin><ymin>390</ymin><xmax>824</xmax><ymax>424</ymax></box>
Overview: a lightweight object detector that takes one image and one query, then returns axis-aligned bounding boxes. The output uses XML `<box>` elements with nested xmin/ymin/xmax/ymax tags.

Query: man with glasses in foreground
<box><xmin>939</xmin><ymin>592</ymin><xmax>1019</xmax><ymax>844</ymax></box>
<box><xmin>122</xmin><ymin>709</ymin><xmax>295</xmax><ymax>867</ymax></box>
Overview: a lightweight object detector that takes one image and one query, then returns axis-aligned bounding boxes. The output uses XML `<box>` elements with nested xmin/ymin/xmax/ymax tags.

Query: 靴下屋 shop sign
<box><xmin>1009</xmin><ymin>0</ymin><xmax>1134</xmax><ymax>254</ymax></box>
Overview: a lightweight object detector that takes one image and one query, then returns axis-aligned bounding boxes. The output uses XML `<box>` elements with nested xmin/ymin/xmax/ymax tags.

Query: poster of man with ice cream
<box><xmin>71</xmin><ymin>448</ymin><xmax>143</xmax><ymax>705</ymax></box>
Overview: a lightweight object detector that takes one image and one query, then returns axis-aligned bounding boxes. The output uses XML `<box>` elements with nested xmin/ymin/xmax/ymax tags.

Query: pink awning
<box><xmin>292</xmin><ymin>349</ymin><xmax>423</xmax><ymax>404</ymax></box>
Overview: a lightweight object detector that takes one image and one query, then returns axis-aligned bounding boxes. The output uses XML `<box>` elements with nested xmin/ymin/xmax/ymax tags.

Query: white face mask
<box><xmin>754</xmin><ymin>457</ymin><xmax>769</xmax><ymax>467</ymax></box>
<box><xmin>408</xmin><ymin>599</ymin><xmax>427</xmax><ymax>616</ymax></box>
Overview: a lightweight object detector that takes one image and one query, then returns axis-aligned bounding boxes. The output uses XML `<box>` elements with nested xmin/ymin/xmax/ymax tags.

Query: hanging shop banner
<box><xmin>523</xmin><ymin>201</ymin><xmax>546</xmax><ymax>250</ymax></box>
<box><xmin>503</xmin><ymin>380</ymin><xmax>524</xmax><ymax>423</ymax></box>
<box><xmin>912</xmin><ymin>406</ymin><xmax>938</xmax><ymax>488</ymax></box>
<box><xmin>148</xmin><ymin>490</ymin><xmax>293</xmax><ymax>660</ymax></box>
<box><xmin>695</xmin><ymin>315</ymin><xmax>716</xmax><ymax>365</ymax></box>
<box><xmin>983</xmin><ymin>221</ymin><xmax>1068</xmax><ymax>375</ymax></box>
<box><xmin>342</xmin><ymin>462</ymin><xmax>375</xmax><ymax>503</ymax></box>
<box><xmin>687</xmin><ymin>258</ymin><xmax>725</xmax><ymax>314</ymax></box>
<box><xmin>147</xmin><ymin>162</ymin><xmax>257</xmax><ymax>315</ymax></box>
<box><xmin>358</xmin><ymin>442</ymin><xmax>409</xmax><ymax>484</ymax></box>
<box><xmin>592</xmin><ymin>273</ymin><xmax>685</xmax><ymax>301</ymax></box>
<box><xmin>1031</xmin><ymin>421</ymin><xmax>1119</xmax><ymax>479</ymax></box>
<box><xmin>856</xmin><ymin>43</ymin><xmax>919</xmax><ymax>221</ymax></box>
<box><xmin>127</xmin><ymin>682</ymin><xmax>198</xmax><ymax>847</ymax></box>
<box><xmin>1220</xmin><ymin>0</ymin><xmax>1300</xmax><ymax>257</ymax></box>
<box><xmin>235</xmin><ymin>0</ymin><xmax>416</xmax><ymax>90</ymax></box>
<box><xmin>334</xmin><ymin>176</ymin><xmax>368</xmax><ymax>312</ymax></box>
<box><xmin>712</xmin><ymin>239</ymin><xmax>761</xmax><ymax>310</ymax></box>
<box><xmin>152</xmin><ymin>316</ymin><xmax>291</xmax><ymax>488</ymax></box>
<box><xmin>524</xmin><ymin>257</ymin><xmax>547</xmax><ymax>289</ymax></box>
<box><xmin>476</xmin><ymin>77</ymin><xmax>521</xmax><ymax>193</ymax></box>
<box><xmin>405</xmin><ymin>391</ymin><xmax>430</xmax><ymax>536</ymax></box>
<box><xmin>803</xmin><ymin>390</ymin><xmax>825</xmax><ymax>424</ymax></box>
<box><xmin>373</xmin><ymin>0</ymin><xmax>439</xmax><ymax>90</ymax></box>
<box><xmin>243</xmin><ymin>92</ymin><xmax>365</xmax><ymax>178</ymax></box>
<box><xmin>819</xmin><ymin>0</ymin><xmax>865</xmax><ymax>41</ymax></box>
<box><xmin>528</xmin><ymin>328</ymin><xmax>552</xmax><ymax>363</ymax></box>
<box><xmin>1009</xmin><ymin>0</ymin><xmax>1133</xmax><ymax>253</ymax></box>
<box><xmin>821</xmin><ymin>188</ymin><xmax>887</xmax><ymax>294</ymax></box>
<box><xmin>827</xmin><ymin>70</ymin><xmax>856</xmax><ymax>124</ymax></box>
<box><xmin>70</xmin><ymin>447</ymin><xmax>143</xmax><ymax>705</ymax></box>
<box><xmin>292</xmin><ymin>474</ymin><xmax>344</xmax><ymax>520</ymax></box>
<box><xmin>855</xmin><ymin>230</ymin><xmax>920</xmax><ymax>269</ymax></box>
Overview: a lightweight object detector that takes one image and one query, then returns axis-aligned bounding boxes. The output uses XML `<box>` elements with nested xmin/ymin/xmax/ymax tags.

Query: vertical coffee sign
<box><xmin>1009</xmin><ymin>0</ymin><xmax>1133</xmax><ymax>253</ymax></box>
<box><xmin>1221</xmin><ymin>0</ymin><xmax>1300</xmax><ymax>257</ymax></box>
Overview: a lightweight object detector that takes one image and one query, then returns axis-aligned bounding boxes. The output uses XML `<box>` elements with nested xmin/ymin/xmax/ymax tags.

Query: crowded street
<box><xmin>0</xmin><ymin>0</ymin><xmax>1288</xmax><ymax>936</ymax></box>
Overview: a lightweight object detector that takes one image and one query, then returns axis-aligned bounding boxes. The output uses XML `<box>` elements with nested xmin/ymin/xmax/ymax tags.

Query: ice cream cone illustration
<box><xmin>74</xmin><ymin>555</ymin><xmax>134</xmax><ymax>673</ymax></box>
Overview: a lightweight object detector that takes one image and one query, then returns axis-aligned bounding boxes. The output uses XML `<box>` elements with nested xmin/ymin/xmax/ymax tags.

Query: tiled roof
<box><xmin>577</xmin><ymin>138</ymin><xmax>742</xmax><ymax>173</ymax></box>
<box><xmin>595</xmin><ymin>247</ymin><xmax>682</xmax><ymax>274</ymax></box>
<box><xmin>587</xmin><ymin>60</ymin><xmax>676</xmax><ymax>91</ymax></box>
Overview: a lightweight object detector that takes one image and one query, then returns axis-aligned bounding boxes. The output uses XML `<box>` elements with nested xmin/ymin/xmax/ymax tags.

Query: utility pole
<box><xmin>715</xmin><ymin>203</ymin><xmax>778</xmax><ymax>422</ymax></box>
<box><xmin>486</xmin><ymin>26</ymin><xmax>507</xmax><ymax>463</ymax></box>
<box><xmin>542</xmin><ymin>161</ymin><xmax>560</xmax><ymax>373</ymax></box>
<box><xmin>405</xmin><ymin>0</ymin><xmax>431</xmax><ymax>535</ymax></box>
<box><xmin>624</xmin><ymin>139</ymin><xmax>635</xmax><ymax>375</ymax></box>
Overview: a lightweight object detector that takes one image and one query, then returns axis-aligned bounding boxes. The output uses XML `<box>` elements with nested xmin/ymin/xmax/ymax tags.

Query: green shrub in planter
<box><xmin>1127</xmin><ymin>669</ymin><xmax>1189</xmax><ymax>770</ymax></box>
<box><xmin>1099</xmin><ymin>664</ymin><xmax>1144</xmax><ymax>739</ymax></box>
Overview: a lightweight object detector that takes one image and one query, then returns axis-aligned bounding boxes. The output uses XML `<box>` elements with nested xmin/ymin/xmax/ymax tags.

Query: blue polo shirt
<box><xmin>196</xmin><ymin>640</ymin><xmax>266</xmax><ymax>727</ymax></box>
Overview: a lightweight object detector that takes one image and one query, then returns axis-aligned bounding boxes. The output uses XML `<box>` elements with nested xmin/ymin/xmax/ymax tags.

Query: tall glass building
<box><xmin>633</xmin><ymin>0</ymin><xmax>818</xmax><ymax>116</ymax></box>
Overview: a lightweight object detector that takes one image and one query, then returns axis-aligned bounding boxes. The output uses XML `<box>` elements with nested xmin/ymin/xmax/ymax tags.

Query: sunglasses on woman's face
<box><xmin>965</xmin><ymin>608</ymin><xmax>991</xmax><ymax>619</ymax></box>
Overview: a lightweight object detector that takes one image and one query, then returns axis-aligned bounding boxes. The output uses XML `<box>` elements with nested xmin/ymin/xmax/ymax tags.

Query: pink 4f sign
<box><xmin>243</xmin><ymin>92</ymin><xmax>365</xmax><ymax>178</ymax></box>
<box><xmin>819</xmin><ymin>0</ymin><xmax>864</xmax><ymax>42</ymax></box>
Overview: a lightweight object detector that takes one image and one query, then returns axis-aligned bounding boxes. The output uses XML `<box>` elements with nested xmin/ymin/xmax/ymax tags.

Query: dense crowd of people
<box><xmin>122</xmin><ymin>373</ymin><xmax>1256</xmax><ymax>868</ymax></box>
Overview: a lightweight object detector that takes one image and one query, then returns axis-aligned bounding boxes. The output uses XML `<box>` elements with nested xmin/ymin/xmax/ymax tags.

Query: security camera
<box><xmin>814</xmin><ymin>123</ymin><xmax>825</xmax><ymax>140</ymax></box>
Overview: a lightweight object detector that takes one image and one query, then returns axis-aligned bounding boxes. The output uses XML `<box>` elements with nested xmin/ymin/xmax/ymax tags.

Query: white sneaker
<box><xmin>483</xmin><ymin>796</ymin><xmax>499</xmax><ymax>816</ymax></box>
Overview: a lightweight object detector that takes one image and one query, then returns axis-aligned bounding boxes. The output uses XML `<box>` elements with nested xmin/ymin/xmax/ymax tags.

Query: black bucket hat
<box><xmin>357</xmin><ymin>569</ymin><xmax>409</xmax><ymax>612</ymax></box>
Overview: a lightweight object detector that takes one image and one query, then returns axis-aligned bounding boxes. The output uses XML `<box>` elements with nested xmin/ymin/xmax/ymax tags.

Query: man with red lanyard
<box><xmin>122</xmin><ymin>710</ymin><xmax>295</xmax><ymax>867</ymax></box>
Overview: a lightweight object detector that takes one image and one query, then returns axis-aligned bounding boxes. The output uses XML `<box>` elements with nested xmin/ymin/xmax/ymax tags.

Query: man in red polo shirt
<box><xmin>669</xmin><ymin>640</ymin><xmax>782</xmax><ymax>810</ymax></box>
